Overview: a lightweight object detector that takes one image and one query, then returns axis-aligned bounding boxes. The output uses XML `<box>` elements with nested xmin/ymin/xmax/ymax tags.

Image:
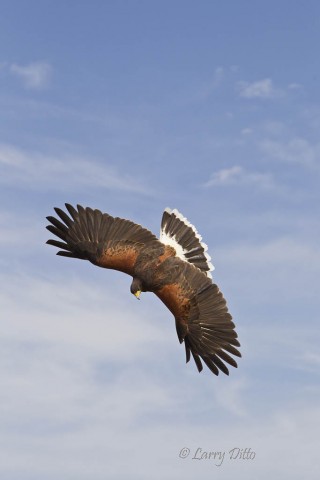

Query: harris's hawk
<box><xmin>46</xmin><ymin>204</ymin><xmax>241</xmax><ymax>376</ymax></box>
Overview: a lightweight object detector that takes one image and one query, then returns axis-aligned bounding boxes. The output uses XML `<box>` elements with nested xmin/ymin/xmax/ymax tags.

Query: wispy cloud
<box><xmin>0</xmin><ymin>272</ymin><xmax>169</xmax><ymax>359</ymax></box>
<box><xmin>237</xmin><ymin>78</ymin><xmax>281</xmax><ymax>99</ymax></box>
<box><xmin>213</xmin><ymin>378</ymin><xmax>248</xmax><ymax>417</ymax></box>
<box><xmin>259</xmin><ymin>137</ymin><xmax>320</xmax><ymax>168</ymax></box>
<box><xmin>204</xmin><ymin>165</ymin><xmax>274</xmax><ymax>189</ymax></box>
<box><xmin>262</xmin><ymin>121</ymin><xmax>287</xmax><ymax>136</ymax></box>
<box><xmin>211</xmin><ymin>66</ymin><xmax>224</xmax><ymax>88</ymax></box>
<box><xmin>0</xmin><ymin>143</ymin><xmax>150</xmax><ymax>194</ymax></box>
<box><xmin>0</xmin><ymin>211</ymin><xmax>40</xmax><ymax>248</ymax></box>
<box><xmin>194</xmin><ymin>66</ymin><xmax>225</xmax><ymax>101</ymax></box>
<box><xmin>298</xmin><ymin>352</ymin><xmax>320</xmax><ymax>374</ymax></box>
<box><xmin>10</xmin><ymin>62</ymin><xmax>52</xmax><ymax>89</ymax></box>
<box><xmin>288</xmin><ymin>82</ymin><xmax>303</xmax><ymax>90</ymax></box>
<box><xmin>216</xmin><ymin>236</ymin><xmax>320</xmax><ymax>309</ymax></box>
<box><xmin>241</xmin><ymin>127</ymin><xmax>253</xmax><ymax>135</ymax></box>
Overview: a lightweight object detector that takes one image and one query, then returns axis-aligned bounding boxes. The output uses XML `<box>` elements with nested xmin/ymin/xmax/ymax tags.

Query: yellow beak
<box><xmin>134</xmin><ymin>290</ymin><xmax>141</xmax><ymax>299</ymax></box>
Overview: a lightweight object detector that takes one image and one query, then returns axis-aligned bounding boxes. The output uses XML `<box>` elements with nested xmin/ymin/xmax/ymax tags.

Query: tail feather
<box><xmin>160</xmin><ymin>208</ymin><xmax>214</xmax><ymax>278</ymax></box>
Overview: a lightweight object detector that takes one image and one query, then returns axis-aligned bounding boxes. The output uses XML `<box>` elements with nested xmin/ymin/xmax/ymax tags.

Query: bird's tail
<box><xmin>160</xmin><ymin>208</ymin><xmax>214</xmax><ymax>278</ymax></box>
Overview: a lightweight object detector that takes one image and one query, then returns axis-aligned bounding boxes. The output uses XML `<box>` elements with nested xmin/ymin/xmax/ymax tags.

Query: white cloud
<box><xmin>10</xmin><ymin>62</ymin><xmax>52</xmax><ymax>89</ymax></box>
<box><xmin>288</xmin><ymin>82</ymin><xmax>303</xmax><ymax>90</ymax></box>
<box><xmin>195</xmin><ymin>66</ymin><xmax>225</xmax><ymax>100</ymax></box>
<box><xmin>298</xmin><ymin>352</ymin><xmax>320</xmax><ymax>374</ymax></box>
<box><xmin>0</xmin><ymin>272</ymin><xmax>170</xmax><ymax>359</ymax></box>
<box><xmin>0</xmin><ymin>238</ymin><xmax>319</xmax><ymax>478</ymax></box>
<box><xmin>241</xmin><ymin>127</ymin><xmax>253</xmax><ymax>135</ymax></box>
<box><xmin>216</xmin><ymin>236</ymin><xmax>320</xmax><ymax>309</ymax></box>
<box><xmin>213</xmin><ymin>378</ymin><xmax>248</xmax><ymax>417</ymax></box>
<box><xmin>206</xmin><ymin>165</ymin><xmax>242</xmax><ymax>185</ymax></box>
<box><xmin>262</xmin><ymin>121</ymin><xmax>286</xmax><ymax>136</ymax></box>
<box><xmin>0</xmin><ymin>211</ymin><xmax>40</xmax><ymax>247</ymax></box>
<box><xmin>212</xmin><ymin>66</ymin><xmax>224</xmax><ymax>88</ymax></box>
<box><xmin>259</xmin><ymin>137</ymin><xmax>319</xmax><ymax>168</ymax></box>
<box><xmin>0</xmin><ymin>339</ymin><xmax>319</xmax><ymax>480</ymax></box>
<box><xmin>0</xmin><ymin>143</ymin><xmax>150</xmax><ymax>193</ymax></box>
<box><xmin>238</xmin><ymin>78</ymin><xmax>281</xmax><ymax>99</ymax></box>
<box><xmin>219</xmin><ymin>237</ymin><xmax>320</xmax><ymax>274</ymax></box>
<box><xmin>204</xmin><ymin>165</ymin><xmax>274</xmax><ymax>189</ymax></box>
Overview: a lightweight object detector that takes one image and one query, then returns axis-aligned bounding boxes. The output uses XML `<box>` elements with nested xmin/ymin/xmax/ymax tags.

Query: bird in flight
<box><xmin>46</xmin><ymin>204</ymin><xmax>241</xmax><ymax>376</ymax></box>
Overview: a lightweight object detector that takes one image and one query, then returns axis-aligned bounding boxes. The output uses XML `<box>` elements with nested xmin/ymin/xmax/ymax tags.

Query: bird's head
<box><xmin>130</xmin><ymin>278</ymin><xmax>142</xmax><ymax>300</ymax></box>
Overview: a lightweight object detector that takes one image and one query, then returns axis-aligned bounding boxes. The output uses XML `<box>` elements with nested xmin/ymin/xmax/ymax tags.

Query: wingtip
<box><xmin>54</xmin><ymin>206</ymin><xmax>64</xmax><ymax>216</ymax></box>
<box><xmin>65</xmin><ymin>202</ymin><xmax>75</xmax><ymax>212</ymax></box>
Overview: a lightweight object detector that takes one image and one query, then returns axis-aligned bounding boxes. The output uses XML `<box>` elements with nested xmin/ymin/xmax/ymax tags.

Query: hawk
<box><xmin>46</xmin><ymin>204</ymin><xmax>241</xmax><ymax>376</ymax></box>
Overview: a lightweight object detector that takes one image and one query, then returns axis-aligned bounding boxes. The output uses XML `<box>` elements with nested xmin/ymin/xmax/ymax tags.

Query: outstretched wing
<box><xmin>155</xmin><ymin>262</ymin><xmax>241</xmax><ymax>376</ymax></box>
<box><xmin>46</xmin><ymin>204</ymin><xmax>161</xmax><ymax>275</ymax></box>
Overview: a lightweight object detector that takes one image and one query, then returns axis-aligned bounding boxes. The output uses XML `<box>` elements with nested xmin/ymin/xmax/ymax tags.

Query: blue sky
<box><xmin>0</xmin><ymin>1</ymin><xmax>319</xmax><ymax>478</ymax></box>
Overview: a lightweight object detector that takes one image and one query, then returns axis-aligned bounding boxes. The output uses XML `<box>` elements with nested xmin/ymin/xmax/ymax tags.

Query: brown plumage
<box><xmin>46</xmin><ymin>204</ymin><xmax>241</xmax><ymax>376</ymax></box>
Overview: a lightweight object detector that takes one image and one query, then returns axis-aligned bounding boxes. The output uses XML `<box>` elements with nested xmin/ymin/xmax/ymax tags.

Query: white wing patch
<box><xmin>160</xmin><ymin>208</ymin><xmax>214</xmax><ymax>278</ymax></box>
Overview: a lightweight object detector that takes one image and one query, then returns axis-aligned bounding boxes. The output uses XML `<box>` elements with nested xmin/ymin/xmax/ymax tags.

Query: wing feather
<box><xmin>46</xmin><ymin>204</ymin><xmax>161</xmax><ymax>276</ymax></box>
<box><xmin>155</xmin><ymin>261</ymin><xmax>241</xmax><ymax>376</ymax></box>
